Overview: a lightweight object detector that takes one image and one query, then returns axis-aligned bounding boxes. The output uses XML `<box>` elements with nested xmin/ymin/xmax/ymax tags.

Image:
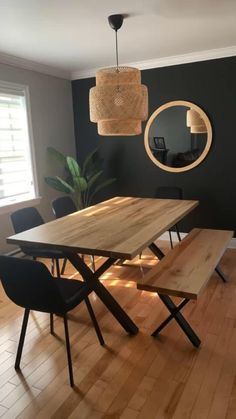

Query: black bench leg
<box><xmin>215</xmin><ymin>266</ymin><xmax>227</xmax><ymax>283</ymax></box>
<box><xmin>152</xmin><ymin>294</ymin><xmax>201</xmax><ymax>348</ymax></box>
<box><xmin>152</xmin><ymin>298</ymin><xmax>189</xmax><ymax>335</ymax></box>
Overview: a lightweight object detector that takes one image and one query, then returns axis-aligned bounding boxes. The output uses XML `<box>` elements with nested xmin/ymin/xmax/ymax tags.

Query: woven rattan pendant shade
<box><xmin>90</xmin><ymin>67</ymin><xmax>148</xmax><ymax>135</ymax></box>
<box><xmin>190</xmin><ymin>124</ymin><xmax>207</xmax><ymax>134</ymax></box>
<box><xmin>187</xmin><ymin>108</ymin><xmax>207</xmax><ymax>134</ymax></box>
<box><xmin>89</xmin><ymin>14</ymin><xmax>148</xmax><ymax>136</ymax></box>
<box><xmin>186</xmin><ymin>109</ymin><xmax>203</xmax><ymax>127</ymax></box>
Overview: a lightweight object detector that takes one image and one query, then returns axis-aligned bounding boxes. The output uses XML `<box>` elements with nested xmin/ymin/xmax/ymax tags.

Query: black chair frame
<box><xmin>0</xmin><ymin>256</ymin><xmax>104</xmax><ymax>387</ymax></box>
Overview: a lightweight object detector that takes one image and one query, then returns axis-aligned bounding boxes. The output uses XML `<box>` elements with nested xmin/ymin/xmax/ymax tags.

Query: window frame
<box><xmin>0</xmin><ymin>80</ymin><xmax>40</xmax><ymax>214</ymax></box>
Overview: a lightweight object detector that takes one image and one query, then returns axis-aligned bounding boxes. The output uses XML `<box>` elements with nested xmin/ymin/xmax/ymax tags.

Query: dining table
<box><xmin>7</xmin><ymin>196</ymin><xmax>199</xmax><ymax>335</ymax></box>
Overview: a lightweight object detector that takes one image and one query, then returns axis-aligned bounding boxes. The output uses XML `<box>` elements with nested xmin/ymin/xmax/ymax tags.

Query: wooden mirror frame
<box><xmin>144</xmin><ymin>100</ymin><xmax>212</xmax><ymax>173</ymax></box>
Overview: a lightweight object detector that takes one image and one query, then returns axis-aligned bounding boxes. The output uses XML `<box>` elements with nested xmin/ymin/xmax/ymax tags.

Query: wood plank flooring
<box><xmin>0</xmin><ymin>241</ymin><xmax>236</xmax><ymax>418</ymax></box>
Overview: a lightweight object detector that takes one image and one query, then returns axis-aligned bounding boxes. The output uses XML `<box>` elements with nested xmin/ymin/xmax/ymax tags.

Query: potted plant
<box><xmin>45</xmin><ymin>147</ymin><xmax>116</xmax><ymax>209</ymax></box>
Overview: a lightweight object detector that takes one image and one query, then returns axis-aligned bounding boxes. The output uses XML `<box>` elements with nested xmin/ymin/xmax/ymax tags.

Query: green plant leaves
<box><xmin>66</xmin><ymin>157</ymin><xmax>81</xmax><ymax>177</ymax></box>
<box><xmin>45</xmin><ymin>147</ymin><xmax>116</xmax><ymax>208</ymax></box>
<box><xmin>47</xmin><ymin>147</ymin><xmax>66</xmax><ymax>165</ymax></box>
<box><xmin>87</xmin><ymin>170</ymin><xmax>103</xmax><ymax>190</ymax></box>
<box><xmin>82</xmin><ymin>147</ymin><xmax>99</xmax><ymax>177</ymax></box>
<box><xmin>45</xmin><ymin>176</ymin><xmax>75</xmax><ymax>193</ymax></box>
<box><xmin>66</xmin><ymin>156</ymin><xmax>87</xmax><ymax>193</ymax></box>
<box><xmin>74</xmin><ymin>176</ymin><xmax>87</xmax><ymax>192</ymax></box>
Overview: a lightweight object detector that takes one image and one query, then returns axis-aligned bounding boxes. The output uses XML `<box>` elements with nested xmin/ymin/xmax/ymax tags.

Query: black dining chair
<box><xmin>10</xmin><ymin>207</ymin><xmax>65</xmax><ymax>277</ymax></box>
<box><xmin>155</xmin><ymin>186</ymin><xmax>183</xmax><ymax>248</ymax></box>
<box><xmin>51</xmin><ymin>196</ymin><xmax>78</xmax><ymax>274</ymax></box>
<box><xmin>0</xmin><ymin>255</ymin><xmax>104</xmax><ymax>387</ymax></box>
<box><xmin>52</xmin><ymin>196</ymin><xmax>77</xmax><ymax>219</ymax></box>
<box><xmin>52</xmin><ymin>196</ymin><xmax>96</xmax><ymax>273</ymax></box>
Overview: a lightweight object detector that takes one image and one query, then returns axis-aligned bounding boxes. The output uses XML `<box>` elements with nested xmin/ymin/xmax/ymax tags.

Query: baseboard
<box><xmin>5</xmin><ymin>247</ymin><xmax>24</xmax><ymax>257</ymax></box>
<box><xmin>158</xmin><ymin>231</ymin><xmax>236</xmax><ymax>249</ymax></box>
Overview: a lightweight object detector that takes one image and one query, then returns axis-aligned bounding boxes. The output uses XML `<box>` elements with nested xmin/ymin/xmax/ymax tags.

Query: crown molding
<box><xmin>71</xmin><ymin>45</ymin><xmax>236</xmax><ymax>80</ymax></box>
<box><xmin>1</xmin><ymin>45</ymin><xmax>235</xmax><ymax>81</ymax></box>
<box><xmin>0</xmin><ymin>51</ymin><xmax>70</xmax><ymax>80</ymax></box>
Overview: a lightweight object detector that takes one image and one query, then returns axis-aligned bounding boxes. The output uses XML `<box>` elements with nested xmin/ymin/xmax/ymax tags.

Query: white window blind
<box><xmin>0</xmin><ymin>84</ymin><xmax>37</xmax><ymax>206</ymax></box>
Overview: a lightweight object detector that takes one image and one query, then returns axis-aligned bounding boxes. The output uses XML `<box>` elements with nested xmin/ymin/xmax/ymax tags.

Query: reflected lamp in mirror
<box><xmin>144</xmin><ymin>100</ymin><xmax>212</xmax><ymax>173</ymax></box>
<box><xmin>187</xmin><ymin>108</ymin><xmax>207</xmax><ymax>134</ymax></box>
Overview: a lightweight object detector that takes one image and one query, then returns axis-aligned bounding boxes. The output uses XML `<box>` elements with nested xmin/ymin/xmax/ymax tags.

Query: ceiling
<box><xmin>0</xmin><ymin>0</ymin><xmax>236</xmax><ymax>79</ymax></box>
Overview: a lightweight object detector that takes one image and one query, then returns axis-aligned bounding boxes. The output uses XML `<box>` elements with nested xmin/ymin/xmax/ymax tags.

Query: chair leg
<box><xmin>168</xmin><ymin>230</ymin><xmax>173</xmax><ymax>249</ymax></box>
<box><xmin>15</xmin><ymin>309</ymin><xmax>30</xmax><ymax>369</ymax></box>
<box><xmin>50</xmin><ymin>313</ymin><xmax>54</xmax><ymax>334</ymax></box>
<box><xmin>51</xmin><ymin>258</ymin><xmax>55</xmax><ymax>276</ymax></box>
<box><xmin>55</xmin><ymin>259</ymin><xmax>61</xmax><ymax>278</ymax></box>
<box><xmin>61</xmin><ymin>258</ymin><xmax>67</xmax><ymax>275</ymax></box>
<box><xmin>63</xmin><ymin>314</ymin><xmax>74</xmax><ymax>387</ymax></box>
<box><xmin>85</xmin><ymin>297</ymin><xmax>104</xmax><ymax>346</ymax></box>
<box><xmin>175</xmin><ymin>224</ymin><xmax>181</xmax><ymax>242</ymax></box>
<box><xmin>90</xmin><ymin>255</ymin><xmax>95</xmax><ymax>273</ymax></box>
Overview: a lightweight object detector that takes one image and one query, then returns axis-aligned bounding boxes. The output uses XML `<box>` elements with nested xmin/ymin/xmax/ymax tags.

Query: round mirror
<box><xmin>144</xmin><ymin>100</ymin><xmax>212</xmax><ymax>173</ymax></box>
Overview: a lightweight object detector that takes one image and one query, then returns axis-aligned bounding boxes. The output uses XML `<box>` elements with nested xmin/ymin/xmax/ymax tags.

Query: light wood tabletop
<box><xmin>7</xmin><ymin>196</ymin><xmax>198</xmax><ymax>259</ymax></box>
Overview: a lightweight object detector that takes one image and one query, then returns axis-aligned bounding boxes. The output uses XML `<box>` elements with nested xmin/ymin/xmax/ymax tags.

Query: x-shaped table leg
<box><xmin>152</xmin><ymin>294</ymin><xmax>201</xmax><ymax>347</ymax></box>
<box><xmin>65</xmin><ymin>252</ymin><xmax>139</xmax><ymax>335</ymax></box>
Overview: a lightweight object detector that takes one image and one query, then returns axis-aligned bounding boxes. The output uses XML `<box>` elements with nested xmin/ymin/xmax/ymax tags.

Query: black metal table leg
<box><xmin>149</xmin><ymin>242</ymin><xmax>165</xmax><ymax>260</ymax></box>
<box><xmin>152</xmin><ymin>294</ymin><xmax>201</xmax><ymax>348</ymax></box>
<box><xmin>215</xmin><ymin>266</ymin><xmax>227</xmax><ymax>283</ymax></box>
<box><xmin>65</xmin><ymin>252</ymin><xmax>139</xmax><ymax>335</ymax></box>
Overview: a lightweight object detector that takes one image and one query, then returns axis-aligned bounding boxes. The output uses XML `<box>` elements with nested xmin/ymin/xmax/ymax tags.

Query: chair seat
<box><xmin>54</xmin><ymin>277</ymin><xmax>91</xmax><ymax>311</ymax></box>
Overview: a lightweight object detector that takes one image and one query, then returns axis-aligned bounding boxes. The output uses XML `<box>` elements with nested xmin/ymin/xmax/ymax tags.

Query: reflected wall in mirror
<box><xmin>144</xmin><ymin>101</ymin><xmax>212</xmax><ymax>173</ymax></box>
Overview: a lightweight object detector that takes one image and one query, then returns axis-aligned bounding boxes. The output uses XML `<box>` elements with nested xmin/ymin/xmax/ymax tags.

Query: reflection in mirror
<box><xmin>149</xmin><ymin>106</ymin><xmax>207</xmax><ymax>168</ymax></box>
<box><xmin>144</xmin><ymin>101</ymin><xmax>212</xmax><ymax>173</ymax></box>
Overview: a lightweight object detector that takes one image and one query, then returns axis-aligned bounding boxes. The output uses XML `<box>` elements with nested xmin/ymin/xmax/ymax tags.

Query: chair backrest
<box><xmin>11</xmin><ymin>207</ymin><xmax>44</xmax><ymax>234</ymax></box>
<box><xmin>0</xmin><ymin>256</ymin><xmax>67</xmax><ymax>314</ymax></box>
<box><xmin>52</xmin><ymin>196</ymin><xmax>77</xmax><ymax>219</ymax></box>
<box><xmin>155</xmin><ymin>186</ymin><xmax>183</xmax><ymax>200</ymax></box>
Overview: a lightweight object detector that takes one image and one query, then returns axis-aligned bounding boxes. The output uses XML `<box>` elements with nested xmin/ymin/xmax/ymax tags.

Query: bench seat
<box><xmin>138</xmin><ymin>228</ymin><xmax>233</xmax><ymax>300</ymax></box>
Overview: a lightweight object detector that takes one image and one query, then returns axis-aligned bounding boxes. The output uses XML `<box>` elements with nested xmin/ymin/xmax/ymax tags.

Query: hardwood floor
<box><xmin>0</xmin><ymin>242</ymin><xmax>236</xmax><ymax>418</ymax></box>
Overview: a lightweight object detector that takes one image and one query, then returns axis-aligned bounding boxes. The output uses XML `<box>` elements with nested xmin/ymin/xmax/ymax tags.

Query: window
<box><xmin>0</xmin><ymin>82</ymin><xmax>38</xmax><ymax>209</ymax></box>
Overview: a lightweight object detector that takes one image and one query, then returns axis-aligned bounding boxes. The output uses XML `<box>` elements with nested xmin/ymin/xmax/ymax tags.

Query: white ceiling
<box><xmin>0</xmin><ymin>0</ymin><xmax>236</xmax><ymax>79</ymax></box>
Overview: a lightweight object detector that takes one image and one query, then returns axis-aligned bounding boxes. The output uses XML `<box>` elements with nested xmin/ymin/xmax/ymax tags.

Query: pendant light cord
<box><xmin>115</xmin><ymin>30</ymin><xmax>119</xmax><ymax>72</ymax></box>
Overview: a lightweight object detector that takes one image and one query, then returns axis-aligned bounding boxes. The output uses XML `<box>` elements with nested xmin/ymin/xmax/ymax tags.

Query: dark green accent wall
<box><xmin>72</xmin><ymin>56</ymin><xmax>236</xmax><ymax>234</ymax></box>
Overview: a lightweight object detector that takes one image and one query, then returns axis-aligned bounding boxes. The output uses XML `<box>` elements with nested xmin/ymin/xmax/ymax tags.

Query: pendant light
<box><xmin>89</xmin><ymin>14</ymin><xmax>148</xmax><ymax>136</ymax></box>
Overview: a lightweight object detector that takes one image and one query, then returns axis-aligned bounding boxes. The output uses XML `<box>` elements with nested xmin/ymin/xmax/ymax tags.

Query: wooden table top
<box><xmin>7</xmin><ymin>196</ymin><xmax>198</xmax><ymax>260</ymax></box>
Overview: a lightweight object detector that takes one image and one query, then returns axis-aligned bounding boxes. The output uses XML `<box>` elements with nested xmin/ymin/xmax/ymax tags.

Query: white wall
<box><xmin>0</xmin><ymin>63</ymin><xmax>76</xmax><ymax>253</ymax></box>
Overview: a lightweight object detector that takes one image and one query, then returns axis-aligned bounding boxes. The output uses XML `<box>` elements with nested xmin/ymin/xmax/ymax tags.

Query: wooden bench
<box><xmin>137</xmin><ymin>228</ymin><xmax>233</xmax><ymax>347</ymax></box>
